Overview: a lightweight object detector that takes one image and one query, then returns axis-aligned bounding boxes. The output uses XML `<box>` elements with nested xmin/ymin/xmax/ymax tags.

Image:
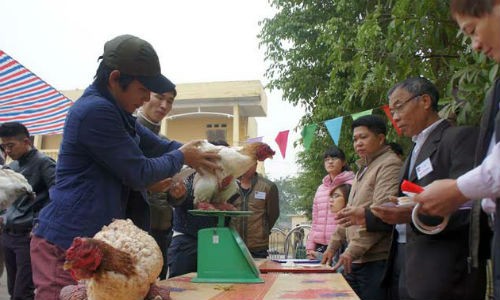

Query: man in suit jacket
<box><xmin>337</xmin><ymin>77</ymin><xmax>485</xmax><ymax>300</ymax></box>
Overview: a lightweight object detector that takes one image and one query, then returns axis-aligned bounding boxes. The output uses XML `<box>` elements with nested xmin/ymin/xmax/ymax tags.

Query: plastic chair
<box><xmin>284</xmin><ymin>224</ymin><xmax>311</xmax><ymax>259</ymax></box>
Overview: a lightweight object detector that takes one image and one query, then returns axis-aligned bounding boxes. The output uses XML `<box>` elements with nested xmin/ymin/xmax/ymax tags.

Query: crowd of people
<box><xmin>0</xmin><ymin>34</ymin><xmax>280</xmax><ymax>300</ymax></box>
<box><xmin>0</xmin><ymin>0</ymin><xmax>500</xmax><ymax>299</ymax></box>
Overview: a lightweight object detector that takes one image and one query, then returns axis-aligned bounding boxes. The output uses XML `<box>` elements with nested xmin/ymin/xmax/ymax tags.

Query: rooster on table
<box><xmin>192</xmin><ymin>141</ymin><xmax>275</xmax><ymax>210</ymax></box>
<box><xmin>0</xmin><ymin>167</ymin><xmax>33</xmax><ymax>211</ymax></box>
<box><xmin>60</xmin><ymin>219</ymin><xmax>171</xmax><ymax>300</ymax></box>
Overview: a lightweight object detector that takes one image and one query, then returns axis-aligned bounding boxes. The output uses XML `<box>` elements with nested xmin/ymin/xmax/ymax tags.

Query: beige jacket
<box><xmin>328</xmin><ymin>145</ymin><xmax>402</xmax><ymax>263</ymax></box>
<box><xmin>230</xmin><ymin>173</ymin><xmax>280</xmax><ymax>252</ymax></box>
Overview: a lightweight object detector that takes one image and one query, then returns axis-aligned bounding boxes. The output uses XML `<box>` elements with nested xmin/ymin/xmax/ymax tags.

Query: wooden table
<box><xmin>258</xmin><ymin>259</ymin><xmax>336</xmax><ymax>273</ymax></box>
<box><xmin>160</xmin><ymin>272</ymin><xmax>359</xmax><ymax>300</ymax></box>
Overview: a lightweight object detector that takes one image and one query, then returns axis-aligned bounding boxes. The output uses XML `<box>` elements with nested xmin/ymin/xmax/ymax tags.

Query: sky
<box><xmin>0</xmin><ymin>0</ymin><xmax>305</xmax><ymax>179</ymax></box>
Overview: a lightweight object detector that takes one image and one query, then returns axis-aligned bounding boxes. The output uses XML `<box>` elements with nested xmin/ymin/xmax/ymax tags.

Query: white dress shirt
<box><xmin>457</xmin><ymin>137</ymin><xmax>500</xmax><ymax>200</ymax></box>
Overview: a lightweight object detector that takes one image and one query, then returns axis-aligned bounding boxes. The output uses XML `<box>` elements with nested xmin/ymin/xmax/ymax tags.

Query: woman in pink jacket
<box><xmin>306</xmin><ymin>147</ymin><xmax>354</xmax><ymax>260</ymax></box>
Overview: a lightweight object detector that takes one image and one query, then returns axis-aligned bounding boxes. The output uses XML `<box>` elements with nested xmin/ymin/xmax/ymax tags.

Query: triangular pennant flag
<box><xmin>382</xmin><ymin>105</ymin><xmax>402</xmax><ymax>135</ymax></box>
<box><xmin>246</xmin><ymin>136</ymin><xmax>263</xmax><ymax>143</ymax></box>
<box><xmin>301</xmin><ymin>124</ymin><xmax>317</xmax><ymax>151</ymax></box>
<box><xmin>274</xmin><ymin>130</ymin><xmax>289</xmax><ymax>159</ymax></box>
<box><xmin>351</xmin><ymin>109</ymin><xmax>373</xmax><ymax>120</ymax></box>
<box><xmin>324</xmin><ymin>117</ymin><xmax>343</xmax><ymax>145</ymax></box>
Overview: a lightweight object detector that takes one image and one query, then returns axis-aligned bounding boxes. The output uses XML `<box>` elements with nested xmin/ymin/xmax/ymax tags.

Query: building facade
<box><xmin>34</xmin><ymin>80</ymin><xmax>268</xmax><ymax>171</ymax></box>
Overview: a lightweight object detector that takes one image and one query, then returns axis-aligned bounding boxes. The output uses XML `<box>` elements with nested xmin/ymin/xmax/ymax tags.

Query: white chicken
<box><xmin>61</xmin><ymin>219</ymin><xmax>170</xmax><ymax>300</ymax></box>
<box><xmin>0</xmin><ymin>167</ymin><xmax>33</xmax><ymax>211</ymax></box>
<box><xmin>192</xmin><ymin>141</ymin><xmax>275</xmax><ymax>210</ymax></box>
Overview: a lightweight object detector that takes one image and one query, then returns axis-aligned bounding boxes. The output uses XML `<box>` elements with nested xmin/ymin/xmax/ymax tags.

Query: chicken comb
<box><xmin>401</xmin><ymin>180</ymin><xmax>424</xmax><ymax>194</ymax></box>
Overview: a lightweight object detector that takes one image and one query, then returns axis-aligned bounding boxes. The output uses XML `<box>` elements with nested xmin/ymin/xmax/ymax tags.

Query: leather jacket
<box><xmin>5</xmin><ymin>148</ymin><xmax>55</xmax><ymax>232</ymax></box>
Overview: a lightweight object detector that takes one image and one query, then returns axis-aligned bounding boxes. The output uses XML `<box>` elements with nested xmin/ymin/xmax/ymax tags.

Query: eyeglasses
<box><xmin>389</xmin><ymin>94</ymin><xmax>422</xmax><ymax>116</ymax></box>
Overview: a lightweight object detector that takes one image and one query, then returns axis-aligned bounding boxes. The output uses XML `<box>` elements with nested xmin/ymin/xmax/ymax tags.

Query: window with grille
<box><xmin>206</xmin><ymin>123</ymin><xmax>227</xmax><ymax>141</ymax></box>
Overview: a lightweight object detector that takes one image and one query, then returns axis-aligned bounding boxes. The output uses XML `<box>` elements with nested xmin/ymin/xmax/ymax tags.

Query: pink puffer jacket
<box><xmin>306</xmin><ymin>171</ymin><xmax>354</xmax><ymax>251</ymax></box>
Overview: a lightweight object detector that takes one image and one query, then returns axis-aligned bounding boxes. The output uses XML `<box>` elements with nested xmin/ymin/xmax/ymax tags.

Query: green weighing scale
<box><xmin>188</xmin><ymin>210</ymin><xmax>264</xmax><ymax>283</ymax></box>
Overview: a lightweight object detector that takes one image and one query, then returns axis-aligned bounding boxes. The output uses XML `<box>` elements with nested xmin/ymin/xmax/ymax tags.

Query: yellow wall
<box><xmin>247</xmin><ymin>117</ymin><xmax>258</xmax><ymax>139</ymax></box>
<box><xmin>40</xmin><ymin>81</ymin><xmax>266</xmax><ymax>166</ymax></box>
<box><xmin>166</xmin><ymin>116</ymin><xmax>249</xmax><ymax>146</ymax></box>
<box><xmin>42</xmin><ymin>134</ymin><xmax>62</xmax><ymax>149</ymax></box>
<box><xmin>40</xmin><ymin>115</ymin><xmax>253</xmax><ymax>151</ymax></box>
<box><xmin>39</xmin><ymin>116</ymin><xmax>267</xmax><ymax>174</ymax></box>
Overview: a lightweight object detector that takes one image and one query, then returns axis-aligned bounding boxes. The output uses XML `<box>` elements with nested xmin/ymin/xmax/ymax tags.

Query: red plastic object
<box><xmin>401</xmin><ymin>180</ymin><xmax>424</xmax><ymax>194</ymax></box>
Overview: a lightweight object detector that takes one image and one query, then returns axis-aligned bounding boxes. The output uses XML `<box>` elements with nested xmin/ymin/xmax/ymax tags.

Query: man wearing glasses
<box><xmin>381</xmin><ymin>77</ymin><xmax>484</xmax><ymax>300</ymax></box>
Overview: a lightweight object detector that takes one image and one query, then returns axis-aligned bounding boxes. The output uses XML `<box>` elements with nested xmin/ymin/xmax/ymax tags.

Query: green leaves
<box><xmin>489</xmin><ymin>64</ymin><xmax>499</xmax><ymax>83</ymax></box>
<box><xmin>259</xmin><ymin>0</ymin><xmax>499</xmax><ymax>217</ymax></box>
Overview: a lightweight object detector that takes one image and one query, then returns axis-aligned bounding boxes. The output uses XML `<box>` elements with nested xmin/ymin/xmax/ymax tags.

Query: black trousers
<box><xmin>2</xmin><ymin>231</ymin><xmax>34</xmax><ymax>300</ymax></box>
<box><xmin>388</xmin><ymin>243</ymin><xmax>411</xmax><ymax>300</ymax></box>
<box><xmin>167</xmin><ymin>234</ymin><xmax>198</xmax><ymax>278</ymax></box>
<box><xmin>151</xmin><ymin>228</ymin><xmax>172</xmax><ymax>280</ymax></box>
<box><xmin>344</xmin><ymin>260</ymin><xmax>387</xmax><ymax>300</ymax></box>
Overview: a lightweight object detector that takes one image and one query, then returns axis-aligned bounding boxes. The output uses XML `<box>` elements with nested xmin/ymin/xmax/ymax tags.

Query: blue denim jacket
<box><xmin>34</xmin><ymin>84</ymin><xmax>183</xmax><ymax>249</ymax></box>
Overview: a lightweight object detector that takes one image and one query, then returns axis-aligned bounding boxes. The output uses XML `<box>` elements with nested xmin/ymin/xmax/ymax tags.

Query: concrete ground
<box><xmin>0</xmin><ymin>268</ymin><xmax>8</xmax><ymax>300</ymax></box>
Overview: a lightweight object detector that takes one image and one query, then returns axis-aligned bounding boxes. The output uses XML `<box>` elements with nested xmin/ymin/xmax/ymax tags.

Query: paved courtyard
<box><xmin>0</xmin><ymin>269</ymin><xmax>8</xmax><ymax>300</ymax></box>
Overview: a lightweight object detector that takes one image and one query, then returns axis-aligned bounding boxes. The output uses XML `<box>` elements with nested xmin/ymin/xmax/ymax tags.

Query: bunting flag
<box><xmin>0</xmin><ymin>50</ymin><xmax>72</xmax><ymax>135</ymax></box>
<box><xmin>246</xmin><ymin>136</ymin><xmax>263</xmax><ymax>143</ymax></box>
<box><xmin>253</xmin><ymin>103</ymin><xmax>405</xmax><ymax>158</ymax></box>
<box><xmin>382</xmin><ymin>105</ymin><xmax>402</xmax><ymax>135</ymax></box>
<box><xmin>351</xmin><ymin>109</ymin><xmax>373</xmax><ymax>120</ymax></box>
<box><xmin>301</xmin><ymin>123</ymin><xmax>317</xmax><ymax>151</ymax></box>
<box><xmin>274</xmin><ymin>130</ymin><xmax>289</xmax><ymax>158</ymax></box>
<box><xmin>324</xmin><ymin>117</ymin><xmax>343</xmax><ymax>145</ymax></box>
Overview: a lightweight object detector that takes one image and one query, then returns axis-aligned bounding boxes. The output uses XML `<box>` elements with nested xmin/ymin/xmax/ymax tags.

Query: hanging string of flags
<box><xmin>247</xmin><ymin>104</ymin><xmax>401</xmax><ymax>158</ymax></box>
<box><xmin>301</xmin><ymin>105</ymin><xmax>400</xmax><ymax>150</ymax></box>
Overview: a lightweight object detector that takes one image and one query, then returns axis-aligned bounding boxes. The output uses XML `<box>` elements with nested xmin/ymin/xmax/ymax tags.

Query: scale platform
<box><xmin>189</xmin><ymin>210</ymin><xmax>264</xmax><ymax>283</ymax></box>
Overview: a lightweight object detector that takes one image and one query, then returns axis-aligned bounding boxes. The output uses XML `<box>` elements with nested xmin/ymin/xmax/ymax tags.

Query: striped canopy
<box><xmin>0</xmin><ymin>50</ymin><xmax>72</xmax><ymax>135</ymax></box>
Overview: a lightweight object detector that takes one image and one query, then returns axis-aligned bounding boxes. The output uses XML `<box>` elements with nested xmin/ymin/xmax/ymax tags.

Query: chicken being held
<box><xmin>60</xmin><ymin>219</ymin><xmax>171</xmax><ymax>300</ymax></box>
<box><xmin>0</xmin><ymin>167</ymin><xmax>33</xmax><ymax>211</ymax></box>
<box><xmin>192</xmin><ymin>141</ymin><xmax>275</xmax><ymax>210</ymax></box>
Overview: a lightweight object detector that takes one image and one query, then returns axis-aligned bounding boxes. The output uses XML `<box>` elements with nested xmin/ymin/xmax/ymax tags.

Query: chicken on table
<box><xmin>60</xmin><ymin>219</ymin><xmax>171</xmax><ymax>300</ymax></box>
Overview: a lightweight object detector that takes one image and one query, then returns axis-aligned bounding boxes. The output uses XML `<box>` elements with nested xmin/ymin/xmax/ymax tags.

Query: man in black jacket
<box><xmin>0</xmin><ymin>122</ymin><xmax>55</xmax><ymax>300</ymax></box>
